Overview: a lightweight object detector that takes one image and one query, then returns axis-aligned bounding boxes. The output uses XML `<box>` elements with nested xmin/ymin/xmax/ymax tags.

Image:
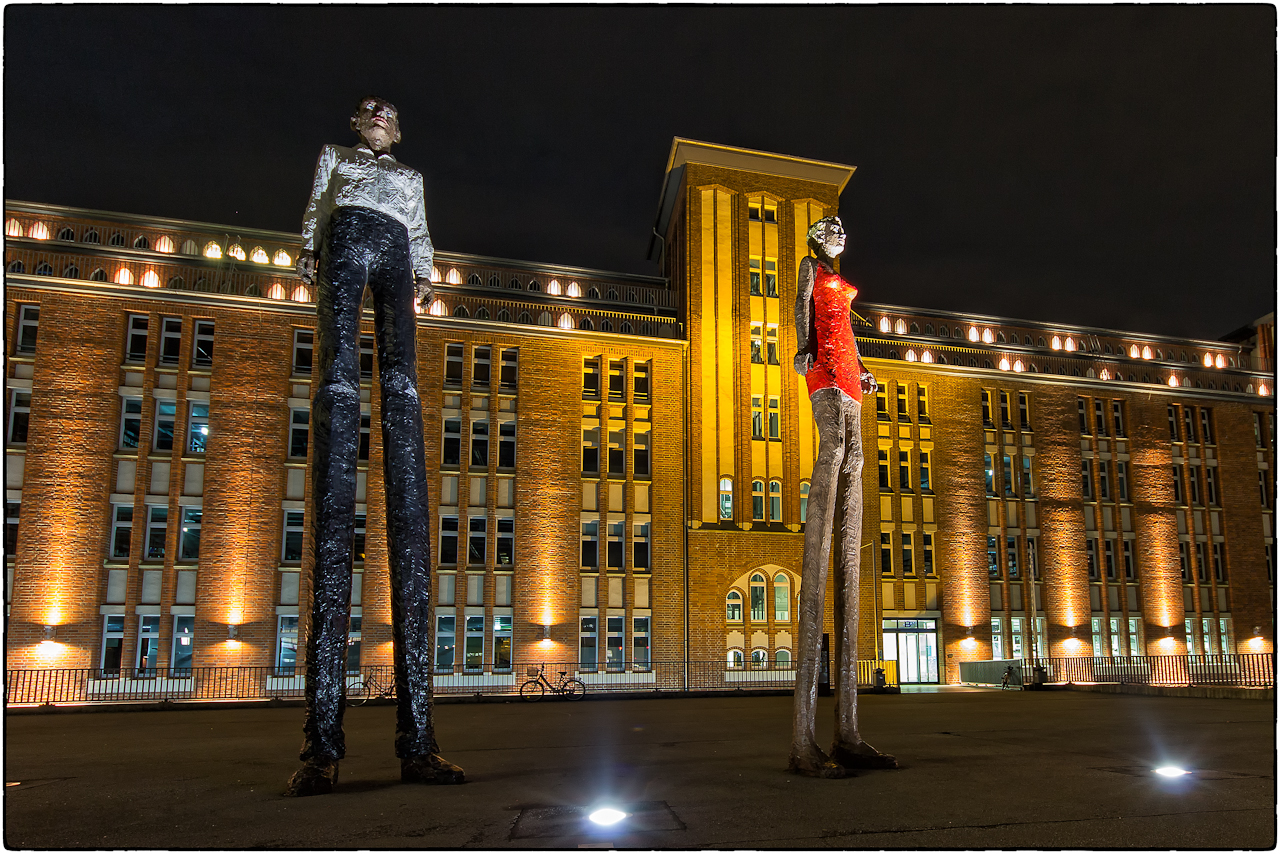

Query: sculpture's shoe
<box><xmin>401</xmin><ymin>753</ymin><xmax>466</xmax><ymax>785</ymax></box>
<box><xmin>283</xmin><ymin>758</ymin><xmax>339</xmax><ymax>796</ymax></box>
<box><xmin>830</xmin><ymin>740</ymin><xmax>898</xmax><ymax>770</ymax></box>
<box><xmin>787</xmin><ymin>751</ymin><xmax>849</xmax><ymax>779</ymax></box>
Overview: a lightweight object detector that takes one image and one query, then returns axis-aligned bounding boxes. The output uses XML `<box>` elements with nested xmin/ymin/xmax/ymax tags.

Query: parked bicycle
<box><xmin>519</xmin><ymin>666</ymin><xmax>586</xmax><ymax>701</ymax></box>
<box><xmin>348</xmin><ymin>672</ymin><xmax>395</xmax><ymax>706</ymax></box>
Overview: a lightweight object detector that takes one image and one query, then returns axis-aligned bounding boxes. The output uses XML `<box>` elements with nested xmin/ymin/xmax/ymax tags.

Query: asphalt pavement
<box><xmin>4</xmin><ymin>688</ymin><xmax>1275</xmax><ymax>849</ymax></box>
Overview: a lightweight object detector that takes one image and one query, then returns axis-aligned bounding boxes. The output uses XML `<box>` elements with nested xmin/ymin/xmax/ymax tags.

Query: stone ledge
<box><xmin>1061</xmin><ymin>682</ymin><xmax>1273</xmax><ymax>701</ymax></box>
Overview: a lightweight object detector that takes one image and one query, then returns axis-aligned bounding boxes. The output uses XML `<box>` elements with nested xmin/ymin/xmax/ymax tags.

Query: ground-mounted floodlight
<box><xmin>588</xmin><ymin>808</ymin><xmax>627</xmax><ymax>826</ymax></box>
<box><xmin>1154</xmin><ymin>766</ymin><xmax>1189</xmax><ymax>778</ymax></box>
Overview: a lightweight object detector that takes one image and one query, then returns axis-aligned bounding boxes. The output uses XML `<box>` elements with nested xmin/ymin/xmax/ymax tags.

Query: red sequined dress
<box><xmin>804</xmin><ymin>265</ymin><xmax>863</xmax><ymax>403</ymax></box>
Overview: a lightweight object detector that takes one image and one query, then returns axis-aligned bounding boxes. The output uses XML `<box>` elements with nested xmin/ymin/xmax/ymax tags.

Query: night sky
<box><xmin>5</xmin><ymin>6</ymin><xmax>1275</xmax><ymax>341</ymax></box>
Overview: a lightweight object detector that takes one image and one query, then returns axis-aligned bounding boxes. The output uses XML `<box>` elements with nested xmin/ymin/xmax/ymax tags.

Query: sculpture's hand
<box><xmin>794</xmin><ymin>352</ymin><xmax>815</xmax><ymax>376</ymax></box>
<box><xmin>860</xmin><ymin>371</ymin><xmax>878</xmax><ymax>396</ymax></box>
<box><xmin>296</xmin><ymin>251</ymin><xmax>316</xmax><ymax>286</ymax></box>
<box><xmin>414</xmin><ymin>276</ymin><xmax>435</xmax><ymax>310</ymax></box>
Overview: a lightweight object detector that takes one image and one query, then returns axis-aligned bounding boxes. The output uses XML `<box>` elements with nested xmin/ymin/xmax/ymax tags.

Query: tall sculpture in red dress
<box><xmin>790</xmin><ymin>216</ymin><xmax>898</xmax><ymax>778</ymax></box>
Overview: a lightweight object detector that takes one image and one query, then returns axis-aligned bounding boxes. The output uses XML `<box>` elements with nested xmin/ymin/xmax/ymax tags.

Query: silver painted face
<box><xmin>352</xmin><ymin>99</ymin><xmax>401</xmax><ymax>152</ymax></box>
<box><xmin>819</xmin><ymin>220</ymin><xmax>846</xmax><ymax>259</ymax></box>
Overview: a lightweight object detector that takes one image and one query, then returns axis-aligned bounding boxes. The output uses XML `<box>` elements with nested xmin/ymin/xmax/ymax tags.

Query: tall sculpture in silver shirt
<box><xmin>284</xmin><ymin>96</ymin><xmax>464</xmax><ymax>796</ymax></box>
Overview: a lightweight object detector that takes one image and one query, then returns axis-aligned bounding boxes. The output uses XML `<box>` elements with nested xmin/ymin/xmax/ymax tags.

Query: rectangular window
<box><xmin>442</xmin><ymin>418</ymin><xmax>461</xmax><ymax>467</ymax></box>
<box><xmin>1003</xmin><ymin>454</ymin><xmax>1014</xmax><ymax>497</ymax></box>
<box><xmin>1128</xmin><ymin>617</ymin><xmax>1143</xmax><ymax>656</ymax></box>
<box><xmin>1086</xmin><ymin>539</ymin><xmax>1098</xmax><ymax>580</ymax></box>
<box><xmin>1077</xmin><ymin>397</ymin><xmax>1089</xmax><ymax>434</ymax></box>
<box><xmin>923</xmin><ymin>533</ymin><xmax>935</xmax><ymax>576</ymax></box>
<box><xmin>468</xmin><ymin>516</ymin><xmax>486</xmax><ymax>565</ymax></box>
<box><xmin>359</xmin><ymin>414</ymin><xmax>371</xmax><ymax>462</ymax></box>
<box><xmin>1195</xmin><ymin>544</ymin><xmax>1208</xmax><ymax>583</ymax></box>
<box><xmin>171</xmin><ymin>615</ymin><xmax>195</xmax><ymax>673</ymax></box>
<box><xmin>346</xmin><ymin>615</ymin><xmax>363</xmax><ymax>674</ymax></box>
<box><xmin>774</xmin><ymin>580</ymin><xmax>790</xmax><ymax>621</ymax></box>
<box><xmin>920</xmin><ymin>452</ymin><xmax>932</xmax><ymax>492</ymax></box>
<box><xmin>1212</xmin><ymin>542</ymin><xmax>1226</xmax><ymax>584</ymax></box>
<box><xmin>1111</xmin><ymin>400</ymin><xmax>1126</xmax><ymax>438</ymax></box>
<box><xmin>288</xmin><ymin>408</ymin><xmax>309</xmax><ymax>458</ymax></box>
<box><xmin>1179</xmin><ymin>542</ymin><xmax>1190</xmax><ymax>581</ymax></box>
<box><xmin>881</xmin><ymin>532</ymin><xmax>892</xmax><ymax>576</ymax></box>
<box><xmin>1200</xmin><ymin>408</ymin><xmax>1214</xmax><ymax>444</ymax></box>
<box><xmin>110</xmin><ymin>504</ymin><xmax>133</xmax><ymax>560</ymax></box>
<box><xmin>187</xmin><ymin>403</ymin><xmax>210</xmax><ymax>454</ymax></box>
<box><xmin>178</xmin><ymin>507</ymin><xmax>201</xmax><ymax>561</ymax></box>
<box><xmin>1006</xmin><ymin>535</ymin><xmax>1019</xmax><ymax>579</ymax></box>
<box><xmin>496</xmin><ymin>517</ymin><xmax>514</xmax><ymax>566</ymax></box>
<box><xmin>359</xmin><ymin>334</ymin><xmax>375</xmax><ymax>380</ymax></box>
<box><xmin>877</xmin><ymin>387</ymin><xmax>888</xmax><ymax>421</ymax></box>
<box><xmin>1267</xmin><ymin>543</ymin><xmax>1275</xmax><ymax>584</ymax></box>
<box><xmin>607</xmin><ymin>520</ymin><xmax>624</xmax><ymax>570</ymax></box>
<box><xmin>633</xmin><ymin>617</ymin><xmax>651</xmax><ymax>671</ymax></box>
<box><xmin>581</xmin><ymin>427</ymin><xmax>599</xmax><ymax>474</ymax></box>
<box><xmin>633</xmin><ymin>522</ymin><xmax>650</xmax><ymax>570</ymax></box>
<box><xmin>153</xmin><ymin>401</ymin><xmax>176</xmax><ymax>451</ymax></box>
<box><xmin>7</xmin><ymin>391</ymin><xmax>30</xmax><ymax>445</ymax></box>
<box><xmin>445</xmin><ymin>342</ymin><xmax>464</xmax><ymax>386</ymax></box>
<box><xmin>749</xmin><ymin>257</ymin><xmax>762</xmax><ymax>296</ymax></box>
<box><xmin>1093</xmin><ymin>399</ymin><xmax>1106</xmax><ymax>436</ymax></box>
<box><xmin>119</xmin><ymin>397</ymin><xmax>143</xmax><ymax>449</ymax></box>
<box><xmin>768</xmin><ymin>481</ymin><xmax>781</xmax><ymax>521</ymax></box>
<box><xmin>492</xmin><ymin>614</ymin><xmax>512</xmax><ymax>671</ymax></box>
<box><xmin>145</xmin><ymin>505</ymin><xmax>167</xmax><ymax>561</ymax></box>
<box><xmin>1000</xmin><ymin>391</ymin><xmax>1012</xmax><ymax>429</ymax></box>
<box><xmin>500</xmin><ymin>348</ymin><xmax>518</xmax><ymax>391</ymax></box>
<box><xmin>580</xmin><ymin>617</ymin><xmax>598</xmax><ymax>671</ymax></box>
<box><xmin>985</xmin><ymin>454</ymin><xmax>995</xmax><ymax>496</ymax></box>
<box><xmin>766</xmin><ymin>326</ymin><xmax>780</xmax><ymax>365</ymax></box>
<box><xmin>633</xmin><ymin>431</ymin><xmax>650</xmax><ymax>479</ymax></box>
<box><xmin>472</xmin><ymin>345</ymin><xmax>491</xmax><ymax>389</ymax></box>
<box><xmin>1260</xmin><ymin>471</ymin><xmax>1271</xmax><ymax>509</ymax></box>
<box><xmin>1018</xmin><ymin>392</ymin><xmax>1030</xmax><ymax>431</ymax></box>
<box><xmin>768</xmin><ymin>396</ymin><xmax>780</xmax><ymax>439</ymax></box>
<box><xmin>1081</xmin><ymin>461</ymin><xmax>1093</xmax><ymax>499</ymax></box>
<box><xmin>899</xmin><ymin>451</ymin><xmax>912</xmax><ymax>491</ymax></box>
<box><xmin>750</xmin><ymin>324</ymin><xmax>764</xmax><ymax>364</ymax></box>
<box><xmin>917</xmin><ymin>386</ymin><xmax>930</xmax><ymax>423</ymax></box>
<box><xmin>1104</xmin><ymin>539</ymin><xmax>1116</xmax><ymax>580</ymax></box>
<box><xmin>633</xmin><ymin>362</ymin><xmax>650</xmax><ymax>401</ymax></box>
<box><xmin>1184</xmin><ymin>617</ymin><xmax>1199</xmax><ymax>655</ymax></box>
<box><xmin>800</xmin><ymin>483</ymin><xmax>809</xmax><ymax>523</ymax></box>
<box><xmin>275</xmin><ymin>616</ymin><xmax>299</xmax><ymax>676</ymax></box>
<box><xmin>464</xmin><ymin>615</ymin><xmax>484</xmax><ymax>671</ymax></box>
<box><xmin>1205</xmin><ymin>467</ymin><xmax>1218</xmax><ymax>506</ymax></box>
<box><xmin>1183</xmin><ymin>407</ymin><xmax>1197</xmax><ymax>444</ymax></box>
<box><xmin>435</xmin><ymin>614</ymin><xmax>456</xmax><ymax>670</ymax></box>
<box><xmin>1098</xmin><ymin>461</ymin><xmax>1110</xmax><ymax>501</ymax></box>
<box><xmin>15</xmin><ymin>305</ymin><xmax>39</xmax><ymax>354</ymax></box>
<box><xmin>292</xmin><ymin>330</ymin><xmax>313</xmax><ymax>376</ymax></box>
<box><xmin>981</xmin><ymin>390</ymin><xmax>993</xmax><ymax>427</ymax></box>
<box><xmin>582</xmin><ymin>358</ymin><xmax>600</xmax><ymax>398</ymax></box>
<box><xmin>126</xmin><ymin>314</ymin><xmax>149</xmax><ymax>363</ymax></box>
<box><xmin>192</xmin><ymin>320</ymin><xmax>214</xmax><ymax>367</ymax></box>
<box><xmin>991</xmin><ymin>618</ymin><xmax>1004</xmax><ymax>660</ymax></box>
<box><xmin>879</xmin><ymin>450</ymin><xmax>890</xmax><ymax>490</ymax></box>
<box><xmin>1189</xmin><ymin>468</ymin><xmax>1201</xmax><ymax>506</ymax></box>
<box><xmin>988</xmin><ymin>535</ymin><xmax>999</xmax><ymax>578</ymax></box>
<box><xmin>101</xmin><ymin>615</ymin><xmax>125</xmax><ymax>675</ymax></box>
<box><xmin>439</xmin><ymin>516</ymin><xmax>458</xmax><ymax>565</ymax></box>
<box><xmin>581</xmin><ymin>521</ymin><xmax>598</xmax><ymax>568</ymax></box>
<box><xmin>159</xmin><ymin>317</ymin><xmax>182</xmax><ymax>366</ymax></box>
<box><xmin>897</xmin><ymin>384</ymin><xmax>911</xmax><ymax>423</ymax></box>
<box><xmin>606</xmin><ymin>616</ymin><xmax>625</xmax><ymax>671</ymax></box>
<box><xmin>1172</xmin><ymin>466</ymin><xmax>1184</xmax><ymax>504</ymax></box>
<box><xmin>607</xmin><ymin>427</ymin><xmax>624</xmax><ymax>476</ymax></box>
<box><xmin>1022</xmin><ymin>456</ymin><xmax>1034</xmax><ymax>498</ymax></box>
<box><xmin>1123</xmin><ymin>540</ymin><xmax>1135</xmax><ymax>580</ymax></box>
<box><xmin>498</xmin><ymin>421</ymin><xmax>516</xmax><ymax>469</ymax></box>
<box><xmin>1168</xmin><ymin>405</ymin><xmax>1179</xmax><ymax>441</ymax></box>
<box><xmin>1116</xmin><ymin>461</ymin><xmax>1129</xmax><ymax>501</ymax></box>
<box><xmin>470</xmin><ymin>421</ymin><xmax>489</xmax><ymax>468</ymax></box>
<box><xmin>1255</xmin><ymin>411</ymin><xmax>1267</xmax><ymax>448</ymax></box>
<box><xmin>764</xmin><ymin>259</ymin><xmax>778</xmax><ymax>297</ymax></box>
<box><xmin>282</xmin><ymin>510</ymin><xmax>305</xmax><ymax>562</ymax></box>
<box><xmin>608</xmin><ymin>360</ymin><xmax>624</xmax><ymax>401</ymax></box>
<box><xmin>751</xmin><ymin>396</ymin><xmax>764</xmax><ymax>439</ymax></box>
<box><xmin>136</xmin><ymin>615</ymin><xmax>161</xmax><ymax>675</ymax></box>
<box><xmin>4</xmin><ymin>500</ymin><xmax>19</xmax><ymax>558</ymax></box>
<box><xmin>902</xmin><ymin>532</ymin><xmax>914</xmax><ymax>576</ymax></box>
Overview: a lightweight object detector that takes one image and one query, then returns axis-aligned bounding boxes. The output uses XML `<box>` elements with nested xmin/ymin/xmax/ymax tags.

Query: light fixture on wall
<box><xmin>227</xmin><ymin>624</ymin><xmax>239</xmax><ymax>640</ymax></box>
<box><xmin>41</xmin><ymin>625</ymin><xmax>56</xmax><ymax>641</ymax></box>
<box><xmin>541</xmin><ymin>624</ymin><xmax>551</xmax><ymax>641</ymax></box>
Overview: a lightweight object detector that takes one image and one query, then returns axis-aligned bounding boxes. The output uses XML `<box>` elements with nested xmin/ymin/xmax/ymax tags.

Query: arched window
<box><xmin>527</xmin><ymin>281</ymin><xmax>541</xmax><ymax>292</ymax></box>
<box><xmin>921</xmin><ymin>350</ymin><xmax>934</xmax><ymax>364</ymax></box>
<box><xmin>167</xmin><ymin>276</ymin><xmax>184</xmax><ymax>289</ymax></box>
<box><xmin>57</xmin><ymin>227</ymin><xmax>75</xmax><ymax>241</ymax></box>
<box><xmin>1104</xmin><ymin>344</ymin><xmax>1112</xmax><ymax>354</ymax></box>
<box><xmin>924</xmin><ymin>323</ymin><xmax>934</xmax><ymax>335</ymax></box>
<box><xmin>587</xmin><ymin>287</ymin><xmax>600</xmax><ymax>299</ymax></box>
<box><xmin>497</xmin><ymin>309</ymin><xmax>510</xmax><ymax>322</ymax></box>
<box><xmin>982</xmin><ymin>328</ymin><xmax>995</xmax><ymax>344</ymax></box>
<box><xmin>620</xmin><ymin>321</ymin><xmax>632</xmax><ymax>334</ymax></box>
<box><xmin>645</xmin><ymin>292</ymin><xmax>655</xmax><ymax>304</ymax></box>
<box><xmin>62</xmin><ymin>264</ymin><xmax>79</xmax><ymax>278</ymax></box>
<box><xmin>1024</xmin><ymin>335</ymin><xmax>1033</xmax><ymax>346</ymax></box>
<box><xmin>5</xmin><ymin>218</ymin><xmax>21</xmax><ymax>236</ymax></box>
<box><xmin>467</xmin><ymin>273</ymin><xmax>482</xmax><ymax>286</ymax></box>
<box><xmin>769</xmin><ymin>480</ymin><xmax>782</xmax><ymax>521</ymax></box>
<box><xmin>894</xmin><ymin>319</ymin><xmax>906</xmax><ymax>335</ymax></box>
<box><xmin>751</xmin><ymin>649</ymin><xmax>769</xmax><ymax>669</ymax></box>
<box><xmin>6</xmin><ymin>260</ymin><xmax>24</xmax><ymax>274</ymax></box>
<box><xmin>607</xmin><ymin>289</ymin><xmax>619</xmax><ymax>301</ymax></box>
<box><xmin>579</xmin><ymin>318</ymin><xmax>594</xmax><ymax>330</ymax></box>
<box><xmin>879</xmin><ymin>317</ymin><xmax>891</xmax><ymax>333</ymax></box>
<box><xmin>773</xmin><ymin>573</ymin><xmax>790</xmax><ymax>621</ymax></box>
<box><xmin>115</xmin><ymin>267</ymin><xmax>134</xmax><ymax>285</ymax></box>
<box><xmin>475</xmin><ymin>307</ymin><xmax>490</xmax><ymax>320</ymax></box>
<box><xmin>641</xmin><ymin>322</ymin><xmax>653</xmax><ymax>336</ymax></box>
<box><xmin>726</xmin><ymin>590</ymin><xmax>742</xmax><ymax>622</ymax></box>
<box><xmin>181</xmin><ymin>239</ymin><xmax>198</xmax><ymax>256</ymax></box>
<box><xmin>203</xmin><ymin>241</ymin><xmax>222</xmax><ymax>259</ymax></box>
<box><xmin>34</xmin><ymin>262</ymin><xmax>53</xmax><ymax>276</ymax></box>
<box><xmin>799</xmin><ymin>481</ymin><xmax>810</xmax><ymax>522</ymax></box>
<box><xmin>775</xmin><ymin>649</ymin><xmax>792</xmax><ymax>669</ymax></box>
<box><xmin>244</xmin><ymin>283</ymin><xmax>261</xmax><ymax>297</ymax></box>
<box><xmin>557</xmin><ymin>313</ymin><xmax>574</xmax><ymax>330</ymax></box>
<box><xmin>889</xmin><ymin>350</ymin><xmax>899</xmax><ymax>360</ymax></box>
<box><xmin>453</xmin><ymin>305</ymin><xmax>469</xmax><ymax>318</ymax></box>
<box><xmin>910</xmin><ymin>322</ymin><xmax>920</xmax><ymax>334</ymax></box>
<box><xmin>537</xmin><ymin>311</ymin><xmax>553</xmax><ymax>326</ymax></box>
<box><xmin>718</xmin><ymin>477</ymin><xmax>733</xmax><ymax>520</ymax></box>
<box><xmin>109</xmin><ymin>232</ymin><xmax>126</xmax><ymax>247</ymax></box>
<box><xmin>954</xmin><ymin>326</ymin><xmax>964</xmax><ymax>338</ymax></box>
<box><xmin>600</xmin><ymin>320</ymin><xmax>613</xmax><ymax>333</ymax></box>
<box><xmin>133</xmin><ymin>235</ymin><xmax>150</xmax><ymax>250</ymax></box>
<box><xmin>567</xmin><ymin>282</ymin><xmax>582</xmax><ymax>297</ymax></box>
<box><xmin>727</xmin><ymin>649</ymin><xmax>744</xmax><ymax>669</ymax></box>
<box><xmin>1157</xmin><ymin>349</ymin><xmax>1164</xmax><ymax>360</ymax></box>
<box><xmin>292</xmin><ymin>285</ymin><xmax>311</xmax><ymax>303</ymax></box>
<box><xmin>266</xmin><ymin>283</ymin><xmax>285</xmax><ymax>300</ymax></box>
<box><xmin>546</xmin><ymin>280</ymin><xmax>562</xmax><ymax>296</ymax></box>
<box><xmin>509</xmin><ymin>277</ymin><xmax>521</xmax><ymax>289</ymax></box>
<box><xmin>984</xmin><ymin>360</ymin><xmax>993</xmax><ymax>369</ymax></box>
<box><xmin>938</xmin><ymin>354</ymin><xmax>948</xmax><ymax>365</ymax></box>
<box><xmin>996</xmin><ymin>332</ymin><xmax>1006</xmax><ymax>344</ymax></box>
<box><xmin>939</xmin><ymin>326</ymin><xmax>950</xmax><ymax>338</ymax></box>
<box><xmin>518</xmin><ymin>311</ymin><xmax>532</xmax><ymax>324</ymax></box>
<box><xmin>153</xmin><ymin>235</ymin><xmax>174</xmax><ymax>253</ymax></box>
<box><xmin>751</xmin><ymin>480</ymin><xmax>765</xmax><ymax>521</ymax></box>
<box><xmin>89</xmin><ymin>268</ymin><xmax>106</xmax><ymax>281</ymax></box>
<box><xmin>1038</xmin><ymin>337</ymin><xmax>1046</xmax><ymax>347</ymax></box>
<box><xmin>193</xmin><ymin>278</ymin><xmax>210</xmax><ymax>292</ymax></box>
<box><xmin>749</xmin><ymin>574</ymin><xmax>766</xmax><ymax>621</ymax></box>
<box><xmin>82</xmin><ymin>229</ymin><xmax>99</xmax><ymax>244</ymax></box>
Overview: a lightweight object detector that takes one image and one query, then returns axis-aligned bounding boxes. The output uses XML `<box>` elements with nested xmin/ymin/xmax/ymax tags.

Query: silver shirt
<box><xmin>301</xmin><ymin>144</ymin><xmax>434</xmax><ymax>280</ymax></box>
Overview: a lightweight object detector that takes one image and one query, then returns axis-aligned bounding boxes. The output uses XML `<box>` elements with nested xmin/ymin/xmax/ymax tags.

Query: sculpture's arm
<box><xmin>793</xmin><ymin>255</ymin><xmax>817</xmax><ymax>375</ymax></box>
<box><xmin>407</xmin><ymin>171</ymin><xmax>435</xmax><ymax>308</ymax></box>
<box><xmin>297</xmin><ymin>145</ymin><xmax>338</xmax><ymax>286</ymax></box>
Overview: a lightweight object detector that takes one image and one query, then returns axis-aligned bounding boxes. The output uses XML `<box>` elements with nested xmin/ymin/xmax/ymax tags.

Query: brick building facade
<box><xmin>5</xmin><ymin>139</ymin><xmax>1275</xmax><ymax>685</ymax></box>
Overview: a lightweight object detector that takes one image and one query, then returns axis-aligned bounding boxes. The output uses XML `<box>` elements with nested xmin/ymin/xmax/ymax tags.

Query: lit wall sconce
<box><xmin>961</xmin><ymin>626</ymin><xmax>977</xmax><ymax>650</ymax></box>
<box><xmin>41</xmin><ymin>625</ymin><xmax>56</xmax><ymax>641</ymax></box>
<box><xmin>540</xmin><ymin>624</ymin><xmax>551</xmax><ymax>641</ymax></box>
<box><xmin>227</xmin><ymin>624</ymin><xmax>239</xmax><ymax>640</ymax></box>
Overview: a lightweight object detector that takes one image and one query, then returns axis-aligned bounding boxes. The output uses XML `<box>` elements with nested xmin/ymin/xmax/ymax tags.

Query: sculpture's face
<box><xmin>351</xmin><ymin>97</ymin><xmax>401</xmax><ymax>152</ymax></box>
<box><xmin>817</xmin><ymin>219</ymin><xmax>846</xmax><ymax>259</ymax></box>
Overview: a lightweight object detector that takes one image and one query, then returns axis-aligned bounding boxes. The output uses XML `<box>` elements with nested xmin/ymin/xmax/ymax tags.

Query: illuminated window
<box><xmin>988</xmin><ymin>536</ymin><xmax>999</xmax><ymax>577</ymax></box>
<box><xmin>266</xmin><ymin>283</ymin><xmax>286</xmax><ymax>300</ymax></box>
<box><xmin>566</xmin><ymin>281</ymin><xmax>582</xmax><ymax>298</ymax></box>
<box><xmin>28</xmin><ymin>221</ymin><xmax>50</xmax><ymax>240</ymax></box>
<box><xmin>1064</xmin><ymin>337</ymin><xmax>1076</xmax><ymax>352</ymax></box>
<box><xmin>1051</xmin><ymin>336</ymin><xmax>1062</xmax><ymax>350</ymax></box>
<box><xmin>879</xmin><ymin>317</ymin><xmax>891</xmax><ymax>333</ymax></box>
<box><xmin>895</xmin><ymin>319</ymin><xmax>907</xmax><ymax>335</ymax></box>
<box><xmin>177</xmin><ymin>508</ymin><xmax>201</xmax><ymax>561</ymax></box>
<box><xmin>4</xmin><ymin>218</ymin><xmax>20</xmax><ymax>237</ymax></box>
<box><xmin>187</xmin><ymin>403</ymin><xmax>210</xmax><ymax>454</ymax></box>
<box><xmin>982</xmin><ymin>328</ymin><xmax>994</xmax><ymax>344</ymax></box>
<box><xmin>905</xmin><ymin>349</ymin><xmax>917</xmax><ymax>362</ymax></box>
<box><xmin>227</xmin><ymin>244</ymin><xmax>246</xmax><ymax>261</ymax></box>
<box><xmin>291</xmin><ymin>285</ymin><xmax>311</xmax><ymax>303</ymax></box>
<box><xmin>115</xmin><ymin>267</ymin><xmax>134</xmax><ymax>285</ymax></box>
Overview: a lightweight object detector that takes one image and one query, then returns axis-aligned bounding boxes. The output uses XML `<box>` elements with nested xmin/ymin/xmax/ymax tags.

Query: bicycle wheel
<box><xmin>519</xmin><ymin>680</ymin><xmax>546</xmax><ymax>702</ymax></box>
<box><xmin>562</xmin><ymin>679</ymin><xmax>587</xmax><ymax>700</ymax></box>
<box><xmin>348</xmin><ymin>680</ymin><xmax>371</xmax><ymax>706</ymax></box>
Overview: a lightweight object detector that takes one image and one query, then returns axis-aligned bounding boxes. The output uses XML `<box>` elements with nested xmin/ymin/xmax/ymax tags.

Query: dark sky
<box><xmin>5</xmin><ymin>5</ymin><xmax>1275</xmax><ymax>340</ymax></box>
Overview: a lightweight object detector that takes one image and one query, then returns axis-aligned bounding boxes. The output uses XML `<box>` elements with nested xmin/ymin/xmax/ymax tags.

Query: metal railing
<box><xmin>5</xmin><ymin>659</ymin><xmax>898</xmax><ymax>706</ymax></box>
<box><xmin>960</xmin><ymin>654</ymin><xmax>1275</xmax><ymax>689</ymax></box>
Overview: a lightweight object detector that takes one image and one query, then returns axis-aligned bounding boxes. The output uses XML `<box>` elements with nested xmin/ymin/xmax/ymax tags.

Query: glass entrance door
<box><xmin>883</xmin><ymin>619</ymin><xmax>940</xmax><ymax>684</ymax></box>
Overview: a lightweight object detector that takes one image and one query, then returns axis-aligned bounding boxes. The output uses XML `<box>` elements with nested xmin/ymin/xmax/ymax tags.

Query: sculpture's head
<box><xmin>807</xmin><ymin>216</ymin><xmax>846</xmax><ymax>260</ymax></box>
<box><xmin>351</xmin><ymin>96</ymin><xmax>402</xmax><ymax>153</ymax></box>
